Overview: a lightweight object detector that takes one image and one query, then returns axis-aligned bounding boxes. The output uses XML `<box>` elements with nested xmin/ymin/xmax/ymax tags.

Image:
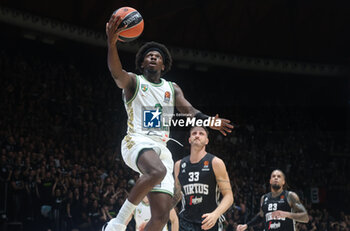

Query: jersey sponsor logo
<box><xmin>266</xmin><ymin>212</ymin><xmax>286</xmax><ymax>222</ymax></box>
<box><xmin>268</xmin><ymin>221</ymin><xmax>281</xmax><ymax>229</ymax></box>
<box><xmin>183</xmin><ymin>183</ymin><xmax>209</xmax><ymax>195</ymax></box>
<box><xmin>189</xmin><ymin>195</ymin><xmax>203</xmax><ymax>205</ymax></box>
<box><xmin>164</xmin><ymin>91</ymin><xmax>171</xmax><ymax>103</ymax></box>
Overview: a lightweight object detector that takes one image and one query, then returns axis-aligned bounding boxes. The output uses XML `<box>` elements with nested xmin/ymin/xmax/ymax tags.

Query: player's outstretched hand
<box><xmin>236</xmin><ymin>224</ymin><xmax>248</xmax><ymax>231</ymax></box>
<box><xmin>209</xmin><ymin>114</ymin><xmax>234</xmax><ymax>136</ymax></box>
<box><xmin>106</xmin><ymin>14</ymin><xmax>127</xmax><ymax>45</ymax></box>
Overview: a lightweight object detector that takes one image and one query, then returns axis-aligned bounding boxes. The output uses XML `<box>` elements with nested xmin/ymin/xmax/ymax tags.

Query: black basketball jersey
<box><xmin>261</xmin><ymin>190</ymin><xmax>295</xmax><ymax>231</ymax></box>
<box><xmin>178</xmin><ymin>153</ymin><xmax>221</xmax><ymax>224</ymax></box>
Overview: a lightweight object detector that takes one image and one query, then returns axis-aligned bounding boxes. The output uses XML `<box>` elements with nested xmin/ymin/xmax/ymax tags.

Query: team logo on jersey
<box><xmin>164</xmin><ymin>91</ymin><xmax>171</xmax><ymax>103</ymax></box>
<box><xmin>141</xmin><ymin>84</ymin><xmax>148</xmax><ymax>92</ymax></box>
<box><xmin>278</xmin><ymin>195</ymin><xmax>285</xmax><ymax>203</ymax></box>
<box><xmin>143</xmin><ymin>108</ymin><xmax>161</xmax><ymax>128</ymax></box>
<box><xmin>202</xmin><ymin>160</ymin><xmax>210</xmax><ymax>171</ymax></box>
<box><xmin>181</xmin><ymin>162</ymin><xmax>187</xmax><ymax>173</ymax></box>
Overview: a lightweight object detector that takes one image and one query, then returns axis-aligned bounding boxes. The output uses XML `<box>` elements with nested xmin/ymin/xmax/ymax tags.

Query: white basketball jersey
<box><xmin>134</xmin><ymin>201</ymin><xmax>168</xmax><ymax>231</ymax></box>
<box><xmin>124</xmin><ymin>75</ymin><xmax>175</xmax><ymax>140</ymax></box>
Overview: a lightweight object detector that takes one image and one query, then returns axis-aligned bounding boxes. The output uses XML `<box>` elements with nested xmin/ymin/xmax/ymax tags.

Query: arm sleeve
<box><xmin>246</xmin><ymin>213</ymin><xmax>264</xmax><ymax>228</ymax></box>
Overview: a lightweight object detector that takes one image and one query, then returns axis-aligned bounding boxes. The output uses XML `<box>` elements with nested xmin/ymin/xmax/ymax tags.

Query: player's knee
<box><xmin>152</xmin><ymin>211</ymin><xmax>169</xmax><ymax>225</ymax></box>
<box><xmin>159</xmin><ymin>212</ymin><xmax>170</xmax><ymax>224</ymax></box>
<box><xmin>148</xmin><ymin>165</ymin><xmax>166</xmax><ymax>184</ymax></box>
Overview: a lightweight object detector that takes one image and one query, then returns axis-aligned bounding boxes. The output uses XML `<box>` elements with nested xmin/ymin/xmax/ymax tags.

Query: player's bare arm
<box><xmin>271</xmin><ymin>191</ymin><xmax>309</xmax><ymax>223</ymax></box>
<box><xmin>201</xmin><ymin>157</ymin><xmax>233</xmax><ymax>230</ymax></box>
<box><xmin>237</xmin><ymin>196</ymin><xmax>264</xmax><ymax>231</ymax></box>
<box><xmin>172</xmin><ymin>83</ymin><xmax>234</xmax><ymax>136</ymax></box>
<box><xmin>172</xmin><ymin>160</ymin><xmax>183</xmax><ymax>208</ymax></box>
<box><xmin>169</xmin><ymin>208</ymin><xmax>179</xmax><ymax>231</ymax></box>
<box><xmin>106</xmin><ymin>14</ymin><xmax>136</xmax><ymax>93</ymax></box>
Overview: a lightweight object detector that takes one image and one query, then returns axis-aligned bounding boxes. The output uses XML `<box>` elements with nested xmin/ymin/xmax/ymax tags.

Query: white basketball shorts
<box><xmin>121</xmin><ymin>133</ymin><xmax>174</xmax><ymax>196</ymax></box>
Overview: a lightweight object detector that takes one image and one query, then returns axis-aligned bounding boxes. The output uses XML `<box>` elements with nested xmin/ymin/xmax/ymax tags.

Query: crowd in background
<box><xmin>1</xmin><ymin>39</ymin><xmax>349</xmax><ymax>231</ymax></box>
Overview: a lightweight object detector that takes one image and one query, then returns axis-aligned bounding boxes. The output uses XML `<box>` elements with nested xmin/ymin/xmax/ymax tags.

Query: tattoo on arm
<box><xmin>287</xmin><ymin>192</ymin><xmax>309</xmax><ymax>223</ymax></box>
<box><xmin>171</xmin><ymin>180</ymin><xmax>182</xmax><ymax>208</ymax></box>
<box><xmin>217</xmin><ymin>178</ymin><xmax>232</xmax><ymax>193</ymax></box>
<box><xmin>289</xmin><ymin>192</ymin><xmax>307</xmax><ymax>213</ymax></box>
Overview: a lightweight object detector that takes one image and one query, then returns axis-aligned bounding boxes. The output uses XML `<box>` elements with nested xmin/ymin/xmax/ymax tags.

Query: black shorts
<box><xmin>179</xmin><ymin>218</ymin><xmax>222</xmax><ymax>231</ymax></box>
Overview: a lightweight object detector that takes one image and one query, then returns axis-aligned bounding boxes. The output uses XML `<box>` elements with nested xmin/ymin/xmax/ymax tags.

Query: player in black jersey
<box><xmin>237</xmin><ymin>169</ymin><xmax>309</xmax><ymax>231</ymax></box>
<box><xmin>174</xmin><ymin>126</ymin><xmax>234</xmax><ymax>231</ymax></box>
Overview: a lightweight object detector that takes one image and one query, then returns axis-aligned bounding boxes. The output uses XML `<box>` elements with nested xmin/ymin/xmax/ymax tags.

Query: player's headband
<box><xmin>143</xmin><ymin>48</ymin><xmax>165</xmax><ymax>62</ymax></box>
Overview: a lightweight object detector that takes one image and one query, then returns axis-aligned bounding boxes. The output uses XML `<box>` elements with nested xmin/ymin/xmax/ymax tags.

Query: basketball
<box><xmin>112</xmin><ymin>7</ymin><xmax>144</xmax><ymax>42</ymax></box>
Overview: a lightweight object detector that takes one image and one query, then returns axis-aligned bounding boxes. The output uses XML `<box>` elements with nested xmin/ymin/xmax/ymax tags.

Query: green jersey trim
<box><xmin>150</xmin><ymin>189</ymin><xmax>174</xmax><ymax>197</ymax></box>
<box><xmin>141</xmin><ymin>75</ymin><xmax>164</xmax><ymax>87</ymax></box>
<box><xmin>168</xmin><ymin>81</ymin><xmax>175</xmax><ymax>104</ymax></box>
<box><xmin>125</xmin><ymin>75</ymin><xmax>140</xmax><ymax>105</ymax></box>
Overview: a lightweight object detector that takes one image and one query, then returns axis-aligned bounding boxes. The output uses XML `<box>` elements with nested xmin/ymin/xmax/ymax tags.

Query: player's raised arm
<box><xmin>106</xmin><ymin>14</ymin><xmax>136</xmax><ymax>90</ymax></box>
<box><xmin>172</xmin><ymin>82</ymin><xmax>234</xmax><ymax>135</ymax></box>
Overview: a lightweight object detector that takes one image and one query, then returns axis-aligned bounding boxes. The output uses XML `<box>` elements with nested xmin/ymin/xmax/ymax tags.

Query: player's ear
<box><xmin>161</xmin><ymin>64</ymin><xmax>165</xmax><ymax>71</ymax></box>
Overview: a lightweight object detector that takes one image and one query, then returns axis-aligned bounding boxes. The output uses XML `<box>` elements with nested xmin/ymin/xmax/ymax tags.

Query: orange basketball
<box><xmin>112</xmin><ymin>7</ymin><xmax>144</xmax><ymax>42</ymax></box>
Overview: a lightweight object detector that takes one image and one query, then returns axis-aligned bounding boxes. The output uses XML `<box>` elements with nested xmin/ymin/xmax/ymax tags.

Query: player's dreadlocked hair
<box><xmin>135</xmin><ymin>41</ymin><xmax>173</xmax><ymax>76</ymax></box>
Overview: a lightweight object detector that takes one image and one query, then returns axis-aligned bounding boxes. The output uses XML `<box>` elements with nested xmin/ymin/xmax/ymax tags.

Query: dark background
<box><xmin>1</xmin><ymin>0</ymin><xmax>350</xmax><ymax>64</ymax></box>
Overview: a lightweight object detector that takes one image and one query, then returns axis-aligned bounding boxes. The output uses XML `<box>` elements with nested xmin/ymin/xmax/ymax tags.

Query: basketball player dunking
<box><xmin>237</xmin><ymin>169</ymin><xmax>309</xmax><ymax>231</ymax></box>
<box><xmin>103</xmin><ymin>14</ymin><xmax>234</xmax><ymax>231</ymax></box>
<box><xmin>175</xmin><ymin>126</ymin><xmax>234</xmax><ymax>231</ymax></box>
